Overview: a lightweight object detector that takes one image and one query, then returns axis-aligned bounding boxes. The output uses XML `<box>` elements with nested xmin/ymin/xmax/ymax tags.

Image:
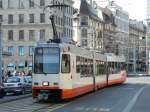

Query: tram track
<box><xmin>0</xmin><ymin>96</ymin><xmax>69</xmax><ymax>112</ymax></box>
<box><xmin>32</xmin><ymin>103</ymin><xmax>55</xmax><ymax>112</ymax></box>
<box><xmin>32</xmin><ymin>102</ymin><xmax>69</xmax><ymax>112</ymax></box>
<box><xmin>0</xmin><ymin>94</ymin><xmax>31</xmax><ymax>104</ymax></box>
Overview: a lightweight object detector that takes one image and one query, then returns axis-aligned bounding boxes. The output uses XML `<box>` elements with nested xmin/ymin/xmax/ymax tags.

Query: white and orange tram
<box><xmin>32</xmin><ymin>42</ymin><xmax>126</xmax><ymax>100</ymax></box>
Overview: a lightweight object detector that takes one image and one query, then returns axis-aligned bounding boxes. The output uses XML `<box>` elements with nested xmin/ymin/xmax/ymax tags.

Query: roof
<box><xmin>100</xmin><ymin>7</ymin><xmax>112</xmax><ymax>17</ymax></box>
<box><xmin>80</xmin><ymin>0</ymin><xmax>103</xmax><ymax>21</ymax></box>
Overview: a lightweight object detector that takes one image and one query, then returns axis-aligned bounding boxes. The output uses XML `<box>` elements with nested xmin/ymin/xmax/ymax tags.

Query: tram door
<box><xmin>61</xmin><ymin>53</ymin><xmax>72</xmax><ymax>89</ymax></box>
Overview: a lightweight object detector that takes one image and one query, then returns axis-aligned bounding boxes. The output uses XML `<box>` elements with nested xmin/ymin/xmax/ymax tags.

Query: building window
<box><xmin>81</xmin><ymin>16</ymin><xmax>88</xmax><ymax>26</ymax></box>
<box><xmin>8</xmin><ymin>14</ymin><xmax>13</xmax><ymax>24</ymax></box>
<box><xmin>0</xmin><ymin>0</ymin><xmax>2</xmax><ymax>8</ymax></box>
<box><xmin>19</xmin><ymin>30</ymin><xmax>24</xmax><ymax>41</ymax></box>
<box><xmin>8</xmin><ymin>30</ymin><xmax>13</xmax><ymax>41</ymax></box>
<box><xmin>40</xmin><ymin>0</ymin><xmax>45</xmax><ymax>7</ymax></box>
<box><xmin>18</xmin><ymin>46</ymin><xmax>24</xmax><ymax>56</ymax></box>
<box><xmin>18</xmin><ymin>0</ymin><xmax>24</xmax><ymax>9</ymax></box>
<box><xmin>0</xmin><ymin>15</ymin><xmax>3</xmax><ymax>22</ymax></box>
<box><xmin>29</xmin><ymin>30</ymin><xmax>35</xmax><ymax>41</ymax></box>
<box><xmin>29</xmin><ymin>0</ymin><xmax>34</xmax><ymax>8</ymax></box>
<box><xmin>8</xmin><ymin>46</ymin><xmax>13</xmax><ymax>55</ymax></box>
<box><xmin>7</xmin><ymin>63</ymin><xmax>14</xmax><ymax>71</ymax></box>
<box><xmin>82</xmin><ymin>40</ymin><xmax>87</xmax><ymax>46</ymax></box>
<box><xmin>19</xmin><ymin>14</ymin><xmax>24</xmax><ymax>24</ymax></box>
<box><xmin>8</xmin><ymin>0</ymin><xmax>14</xmax><ymax>9</ymax></box>
<box><xmin>29</xmin><ymin>14</ymin><xmax>34</xmax><ymax>23</ymax></box>
<box><xmin>40</xmin><ymin>29</ymin><xmax>45</xmax><ymax>41</ymax></box>
<box><xmin>81</xmin><ymin>29</ymin><xmax>87</xmax><ymax>37</ymax></box>
<box><xmin>40</xmin><ymin>13</ymin><xmax>45</xmax><ymax>23</ymax></box>
<box><xmin>29</xmin><ymin>46</ymin><xmax>33</xmax><ymax>56</ymax></box>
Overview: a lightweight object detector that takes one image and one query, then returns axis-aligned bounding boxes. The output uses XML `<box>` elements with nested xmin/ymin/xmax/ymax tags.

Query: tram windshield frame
<box><xmin>34</xmin><ymin>47</ymin><xmax>60</xmax><ymax>74</ymax></box>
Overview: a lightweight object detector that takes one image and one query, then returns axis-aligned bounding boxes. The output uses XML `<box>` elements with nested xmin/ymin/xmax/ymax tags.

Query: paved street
<box><xmin>49</xmin><ymin>76</ymin><xmax>150</xmax><ymax>112</ymax></box>
<box><xmin>0</xmin><ymin>76</ymin><xmax>150</xmax><ymax>112</ymax></box>
<box><xmin>0</xmin><ymin>94</ymin><xmax>31</xmax><ymax>104</ymax></box>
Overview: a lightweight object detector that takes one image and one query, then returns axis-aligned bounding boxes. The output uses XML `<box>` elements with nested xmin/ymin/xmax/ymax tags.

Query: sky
<box><xmin>114</xmin><ymin>0</ymin><xmax>146</xmax><ymax>21</ymax></box>
<box><xmin>73</xmin><ymin>0</ymin><xmax>147</xmax><ymax>21</ymax></box>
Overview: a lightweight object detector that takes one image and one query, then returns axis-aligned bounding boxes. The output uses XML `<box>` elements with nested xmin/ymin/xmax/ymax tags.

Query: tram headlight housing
<box><xmin>42</xmin><ymin>81</ymin><xmax>49</xmax><ymax>86</ymax></box>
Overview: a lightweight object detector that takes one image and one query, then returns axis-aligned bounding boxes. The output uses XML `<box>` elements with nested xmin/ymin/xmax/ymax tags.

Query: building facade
<box><xmin>129</xmin><ymin>19</ymin><xmax>146</xmax><ymax>73</ymax></box>
<box><xmin>73</xmin><ymin>0</ymin><xmax>104</xmax><ymax>50</ymax></box>
<box><xmin>108</xmin><ymin>2</ymin><xmax>129</xmax><ymax>57</ymax></box>
<box><xmin>0</xmin><ymin>0</ymin><xmax>74</xmax><ymax>72</ymax></box>
<box><xmin>101</xmin><ymin>7</ymin><xmax>117</xmax><ymax>54</ymax></box>
<box><xmin>73</xmin><ymin>0</ymin><xmax>117</xmax><ymax>54</ymax></box>
<box><xmin>147</xmin><ymin>0</ymin><xmax>150</xmax><ymax>73</ymax></box>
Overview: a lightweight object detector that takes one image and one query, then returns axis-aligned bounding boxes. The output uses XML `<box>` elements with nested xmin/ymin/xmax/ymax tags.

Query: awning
<box><xmin>18</xmin><ymin>63</ymin><xmax>24</xmax><ymax>67</ymax></box>
<box><xmin>7</xmin><ymin>63</ymin><xmax>14</xmax><ymax>67</ymax></box>
<box><xmin>28</xmin><ymin>63</ymin><xmax>32</xmax><ymax>67</ymax></box>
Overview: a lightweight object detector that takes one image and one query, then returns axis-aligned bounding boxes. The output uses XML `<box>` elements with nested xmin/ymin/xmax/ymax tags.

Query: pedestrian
<box><xmin>27</xmin><ymin>71</ymin><xmax>32</xmax><ymax>76</ymax></box>
<box><xmin>7</xmin><ymin>71</ymin><xmax>11</xmax><ymax>77</ymax></box>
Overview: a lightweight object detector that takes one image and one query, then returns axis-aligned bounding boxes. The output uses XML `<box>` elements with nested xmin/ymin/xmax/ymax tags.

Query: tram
<box><xmin>32</xmin><ymin>42</ymin><xmax>126</xmax><ymax>101</ymax></box>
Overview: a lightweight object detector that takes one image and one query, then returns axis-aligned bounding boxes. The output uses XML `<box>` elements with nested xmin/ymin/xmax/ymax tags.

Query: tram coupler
<box><xmin>38</xmin><ymin>93</ymin><xmax>49</xmax><ymax>101</ymax></box>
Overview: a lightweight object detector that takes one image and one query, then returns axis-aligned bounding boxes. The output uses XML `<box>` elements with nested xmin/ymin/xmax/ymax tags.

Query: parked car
<box><xmin>24</xmin><ymin>76</ymin><xmax>32</xmax><ymax>91</ymax></box>
<box><xmin>4</xmin><ymin>76</ymin><xmax>32</xmax><ymax>95</ymax></box>
<box><xmin>0</xmin><ymin>85</ymin><xmax>5</xmax><ymax>98</ymax></box>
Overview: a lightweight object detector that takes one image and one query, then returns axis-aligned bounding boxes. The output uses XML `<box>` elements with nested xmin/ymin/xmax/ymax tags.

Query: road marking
<box><xmin>47</xmin><ymin>103</ymin><xmax>69</xmax><ymax>112</ymax></box>
<box><xmin>122</xmin><ymin>85</ymin><xmax>148</xmax><ymax>112</ymax></box>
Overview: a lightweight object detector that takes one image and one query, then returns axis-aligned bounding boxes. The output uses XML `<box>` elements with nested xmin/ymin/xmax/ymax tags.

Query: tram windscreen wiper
<box><xmin>42</xmin><ymin>71</ymin><xmax>47</xmax><ymax>76</ymax></box>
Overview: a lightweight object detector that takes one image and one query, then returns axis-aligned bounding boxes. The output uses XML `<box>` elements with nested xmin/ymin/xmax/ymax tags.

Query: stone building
<box><xmin>129</xmin><ymin>19</ymin><xmax>146</xmax><ymax>73</ymax></box>
<box><xmin>0</xmin><ymin>0</ymin><xmax>74</xmax><ymax>72</ymax></box>
<box><xmin>108</xmin><ymin>1</ymin><xmax>129</xmax><ymax>57</ymax></box>
<box><xmin>73</xmin><ymin>0</ymin><xmax>117</xmax><ymax>54</ymax></box>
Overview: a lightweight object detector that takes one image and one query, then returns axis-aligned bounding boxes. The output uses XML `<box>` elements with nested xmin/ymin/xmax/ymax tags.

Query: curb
<box><xmin>127</xmin><ymin>75</ymin><xmax>150</xmax><ymax>77</ymax></box>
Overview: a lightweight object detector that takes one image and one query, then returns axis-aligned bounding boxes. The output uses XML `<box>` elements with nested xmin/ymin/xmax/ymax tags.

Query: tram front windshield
<box><xmin>34</xmin><ymin>47</ymin><xmax>60</xmax><ymax>74</ymax></box>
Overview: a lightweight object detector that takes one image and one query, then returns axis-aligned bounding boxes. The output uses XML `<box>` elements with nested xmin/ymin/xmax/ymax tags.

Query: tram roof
<box><xmin>36</xmin><ymin>42</ymin><xmax>125</xmax><ymax>62</ymax></box>
<box><xmin>36</xmin><ymin>42</ymin><xmax>107</xmax><ymax>61</ymax></box>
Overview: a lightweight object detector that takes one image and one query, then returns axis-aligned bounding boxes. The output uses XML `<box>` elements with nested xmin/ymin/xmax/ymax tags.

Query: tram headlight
<box><xmin>42</xmin><ymin>81</ymin><xmax>49</xmax><ymax>86</ymax></box>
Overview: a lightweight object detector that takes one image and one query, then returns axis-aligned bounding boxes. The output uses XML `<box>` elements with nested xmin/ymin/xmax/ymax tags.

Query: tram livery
<box><xmin>32</xmin><ymin>42</ymin><xmax>126</xmax><ymax>100</ymax></box>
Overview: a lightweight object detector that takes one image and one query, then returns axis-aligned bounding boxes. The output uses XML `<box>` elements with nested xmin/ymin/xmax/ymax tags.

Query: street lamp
<box><xmin>0</xmin><ymin>20</ymin><xmax>2</xmax><ymax>84</ymax></box>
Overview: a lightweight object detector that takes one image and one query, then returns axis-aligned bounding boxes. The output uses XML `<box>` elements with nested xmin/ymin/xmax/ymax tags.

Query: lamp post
<box><xmin>0</xmin><ymin>21</ymin><xmax>2</xmax><ymax>84</ymax></box>
<box><xmin>146</xmin><ymin>19</ymin><xmax>150</xmax><ymax>74</ymax></box>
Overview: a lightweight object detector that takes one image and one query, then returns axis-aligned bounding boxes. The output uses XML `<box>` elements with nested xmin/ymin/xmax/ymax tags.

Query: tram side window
<box><xmin>76</xmin><ymin>56</ymin><xmax>80</xmax><ymax>73</ymax></box>
<box><xmin>96</xmin><ymin>61</ymin><xmax>100</xmax><ymax>75</ymax></box>
<box><xmin>108</xmin><ymin>62</ymin><xmax>113</xmax><ymax>74</ymax></box>
<box><xmin>80</xmin><ymin>57</ymin><xmax>93</xmax><ymax>77</ymax></box>
<box><xmin>80</xmin><ymin>57</ymin><xmax>86</xmax><ymax>77</ymax></box>
<box><xmin>114</xmin><ymin>62</ymin><xmax>118</xmax><ymax>73</ymax></box>
<box><xmin>76</xmin><ymin>56</ymin><xmax>93</xmax><ymax>77</ymax></box>
<box><xmin>120</xmin><ymin>62</ymin><xmax>125</xmax><ymax>70</ymax></box>
<box><xmin>98</xmin><ymin>61</ymin><xmax>105</xmax><ymax>75</ymax></box>
<box><xmin>89</xmin><ymin>59</ymin><xmax>93</xmax><ymax>76</ymax></box>
<box><xmin>86</xmin><ymin>59</ymin><xmax>92</xmax><ymax>77</ymax></box>
<box><xmin>61</xmin><ymin>54</ymin><xmax>70</xmax><ymax>73</ymax></box>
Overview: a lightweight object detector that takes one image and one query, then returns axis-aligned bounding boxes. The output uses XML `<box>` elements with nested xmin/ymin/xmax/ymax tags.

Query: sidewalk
<box><xmin>127</xmin><ymin>72</ymin><xmax>150</xmax><ymax>77</ymax></box>
<box><xmin>126</xmin><ymin>76</ymin><xmax>150</xmax><ymax>84</ymax></box>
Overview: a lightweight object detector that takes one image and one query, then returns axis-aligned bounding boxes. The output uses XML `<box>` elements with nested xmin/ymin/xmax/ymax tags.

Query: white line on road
<box><xmin>46</xmin><ymin>104</ymin><xmax>68</xmax><ymax>112</ymax></box>
<box><xmin>122</xmin><ymin>85</ymin><xmax>148</xmax><ymax>112</ymax></box>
